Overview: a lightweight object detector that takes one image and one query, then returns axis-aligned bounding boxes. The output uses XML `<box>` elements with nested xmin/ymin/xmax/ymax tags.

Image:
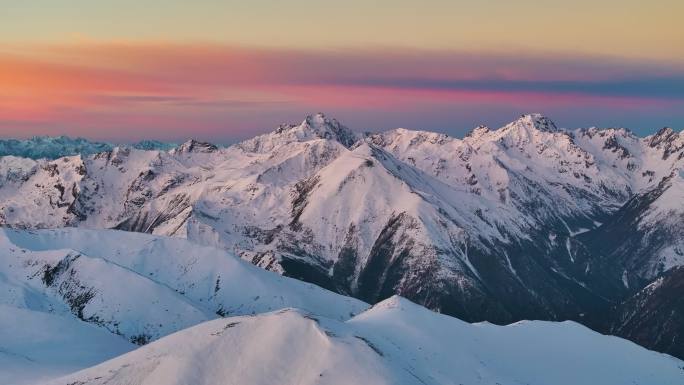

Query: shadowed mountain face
<box><xmin>611</xmin><ymin>266</ymin><xmax>684</xmax><ymax>359</ymax></box>
<box><xmin>0</xmin><ymin>112</ymin><xmax>682</xmax><ymax>358</ymax></box>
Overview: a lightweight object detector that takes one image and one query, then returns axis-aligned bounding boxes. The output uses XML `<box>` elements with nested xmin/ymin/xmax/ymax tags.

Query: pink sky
<box><xmin>1</xmin><ymin>43</ymin><xmax>682</xmax><ymax>142</ymax></box>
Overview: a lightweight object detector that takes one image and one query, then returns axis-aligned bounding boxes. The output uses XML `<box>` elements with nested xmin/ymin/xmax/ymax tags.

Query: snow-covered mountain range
<box><xmin>0</xmin><ymin>113</ymin><xmax>682</xmax><ymax>361</ymax></box>
<box><xmin>0</xmin><ymin>136</ymin><xmax>175</xmax><ymax>160</ymax></box>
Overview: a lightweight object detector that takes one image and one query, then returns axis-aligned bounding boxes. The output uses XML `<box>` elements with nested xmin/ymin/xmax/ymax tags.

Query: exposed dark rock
<box><xmin>611</xmin><ymin>267</ymin><xmax>684</xmax><ymax>359</ymax></box>
<box><xmin>175</xmin><ymin>139</ymin><xmax>219</xmax><ymax>154</ymax></box>
<box><xmin>289</xmin><ymin>176</ymin><xmax>320</xmax><ymax>231</ymax></box>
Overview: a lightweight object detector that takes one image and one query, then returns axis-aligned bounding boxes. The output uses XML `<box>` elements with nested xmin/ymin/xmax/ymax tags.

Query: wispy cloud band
<box><xmin>0</xmin><ymin>43</ymin><xmax>682</xmax><ymax>140</ymax></box>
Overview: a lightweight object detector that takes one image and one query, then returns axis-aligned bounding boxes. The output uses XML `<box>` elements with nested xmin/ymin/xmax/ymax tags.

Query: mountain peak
<box><xmin>173</xmin><ymin>139</ymin><xmax>219</xmax><ymax>154</ymax></box>
<box><xmin>648</xmin><ymin>127</ymin><xmax>677</xmax><ymax>147</ymax></box>
<box><xmin>298</xmin><ymin>113</ymin><xmax>358</xmax><ymax>148</ymax></box>
<box><xmin>239</xmin><ymin>114</ymin><xmax>358</xmax><ymax>153</ymax></box>
<box><xmin>465</xmin><ymin>124</ymin><xmax>491</xmax><ymax>139</ymax></box>
<box><xmin>304</xmin><ymin>112</ymin><xmax>331</xmax><ymax>126</ymax></box>
<box><xmin>505</xmin><ymin>113</ymin><xmax>559</xmax><ymax>133</ymax></box>
<box><xmin>371</xmin><ymin>294</ymin><xmax>412</xmax><ymax>310</ymax></box>
<box><xmin>274</xmin><ymin>112</ymin><xmax>358</xmax><ymax>148</ymax></box>
<box><xmin>647</xmin><ymin>127</ymin><xmax>683</xmax><ymax>161</ymax></box>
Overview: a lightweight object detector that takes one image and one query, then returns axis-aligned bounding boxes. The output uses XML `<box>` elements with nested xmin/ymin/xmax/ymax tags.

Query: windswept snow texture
<box><xmin>0</xmin><ymin>228</ymin><xmax>367</xmax><ymax>384</ymax></box>
<box><xmin>0</xmin><ymin>136</ymin><xmax>175</xmax><ymax>159</ymax></box>
<box><xmin>0</xmin><ymin>112</ymin><xmax>683</xmax><ymax>358</ymax></box>
<box><xmin>45</xmin><ymin>296</ymin><xmax>684</xmax><ymax>385</ymax></box>
<box><xmin>0</xmin><ymin>305</ymin><xmax>135</xmax><ymax>385</ymax></box>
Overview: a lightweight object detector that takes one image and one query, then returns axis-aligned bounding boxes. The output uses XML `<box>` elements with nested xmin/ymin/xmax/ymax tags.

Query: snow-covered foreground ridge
<box><xmin>1</xmin><ymin>229</ymin><xmax>683</xmax><ymax>385</ymax></box>
<box><xmin>0</xmin><ymin>228</ymin><xmax>366</xmax><ymax>384</ymax></box>
<box><xmin>45</xmin><ymin>296</ymin><xmax>684</xmax><ymax>385</ymax></box>
<box><xmin>1</xmin><ymin>112</ymin><xmax>683</xmax><ymax>359</ymax></box>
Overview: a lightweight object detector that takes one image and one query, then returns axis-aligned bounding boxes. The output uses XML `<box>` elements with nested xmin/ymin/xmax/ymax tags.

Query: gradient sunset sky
<box><xmin>2</xmin><ymin>0</ymin><xmax>683</xmax><ymax>142</ymax></box>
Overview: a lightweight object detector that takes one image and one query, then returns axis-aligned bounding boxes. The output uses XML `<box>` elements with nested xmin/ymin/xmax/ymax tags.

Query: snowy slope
<box><xmin>0</xmin><ymin>228</ymin><xmax>367</xmax><ymax>335</ymax></box>
<box><xmin>0</xmin><ymin>305</ymin><xmax>135</xmax><ymax>385</ymax></box>
<box><xmin>44</xmin><ymin>296</ymin><xmax>684</xmax><ymax>385</ymax></box>
<box><xmin>0</xmin><ymin>228</ymin><xmax>368</xmax><ymax>383</ymax></box>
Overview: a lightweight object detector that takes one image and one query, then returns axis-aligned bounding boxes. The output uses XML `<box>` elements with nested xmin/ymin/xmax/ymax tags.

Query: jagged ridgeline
<box><xmin>0</xmin><ymin>113</ymin><xmax>682</xmax><ymax>359</ymax></box>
